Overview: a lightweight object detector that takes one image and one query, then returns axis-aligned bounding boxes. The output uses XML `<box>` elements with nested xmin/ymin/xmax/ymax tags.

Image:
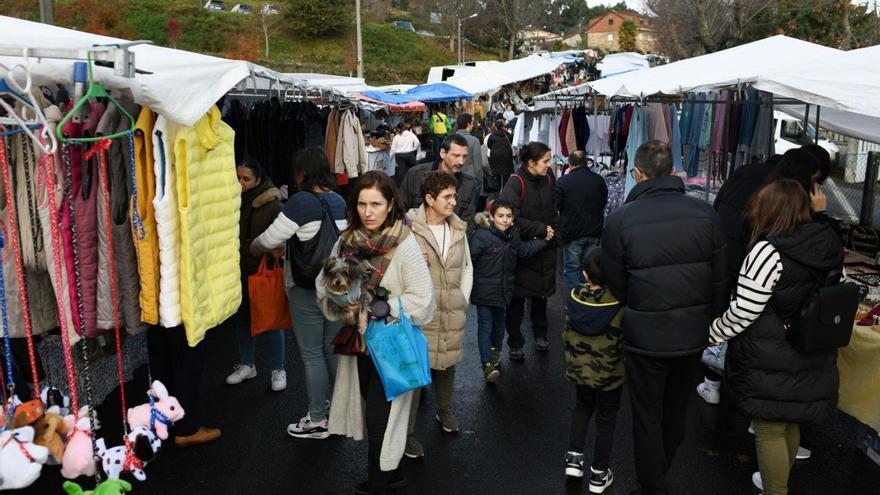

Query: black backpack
<box><xmin>784</xmin><ymin>261</ymin><xmax>859</xmax><ymax>353</ymax></box>
<box><xmin>287</xmin><ymin>191</ymin><xmax>340</xmax><ymax>289</ymax></box>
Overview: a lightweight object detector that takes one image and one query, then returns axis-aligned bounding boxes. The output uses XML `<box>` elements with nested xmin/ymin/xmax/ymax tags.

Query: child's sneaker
<box><xmin>483</xmin><ymin>363</ymin><xmax>500</xmax><ymax>383</ymax></box>
<box><xmin>225</xmin><ymin>364</ymin><xmax>256</xmax><ymax>385</ymax></box>
<box><xmin>490</xmin><ymin>347</ymin><xmax>501</xmax><ymax>368</ymax></box>
<box><xmin>752</xmin><ymin>471</ymin><xmax>763</xmax><ymax>491</ymax></box>
<box><xmin>796</xmin><ymin>446</ymin><xmax>811</xmax><ymax>460</ymax></box>
<box><xmin>588</xmin><ymin>466</ymin><xmax>614</xmax><ymax>494</ymax></box>
<box><xmin>564</xmin><ymin>451</ymin><xmax>584</xmax><ymax>478</ymax></box>
<box><xmin>286</xmin><ymin>413</ymin><xmax>329</xmax><ymax>439</ymax></box>
<box><xmin>696</xmin><ymin>378</ymin><xmax>720</xmax><ymax>404</ymax></box>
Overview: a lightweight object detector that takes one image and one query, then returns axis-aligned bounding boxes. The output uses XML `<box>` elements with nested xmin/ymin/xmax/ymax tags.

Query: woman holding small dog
<box><xmin>403</xmin><ymin>171</ymin><xmax>473</xmax><ymax>460</ymax></box>
<box><xmin>250</xmin><ymin>147</ymin><xmax>348</xmax><ymax>440</ymax></box>
<box><xmin>316</xmin><ymin>171</ymin><xmax>435</xmax><ymax>495</ymax></box>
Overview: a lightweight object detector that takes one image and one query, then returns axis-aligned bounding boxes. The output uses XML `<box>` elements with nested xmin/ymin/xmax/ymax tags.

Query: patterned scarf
<box><xmin>340</xmin><ymin>219</ymin><xmax>410</xmax><ymax>291</ymax></box>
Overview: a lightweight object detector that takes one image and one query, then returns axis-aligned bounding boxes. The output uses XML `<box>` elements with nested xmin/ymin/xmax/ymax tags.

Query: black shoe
<box><xmin>509</xmin><ymin>347</ymin><xmax>525</xmax><ymax>361</ymax></box>
<box><xmin>536</xmin><ymin>337</ymin><xmax>550</xmax><ymax>352</ymax></box>
<box><xmin>353</xmin><ymin>477</ymin><xmax>406</xmax><ymax>495</ymax></box>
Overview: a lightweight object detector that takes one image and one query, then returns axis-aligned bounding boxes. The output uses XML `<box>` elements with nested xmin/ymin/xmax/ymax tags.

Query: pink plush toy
<box><xmin>126</xmin><ymin>381</ymin><xmax>184</xmax><ymax>440</ymax></box>
<box><xmin>61</xmin><ymin>406</ymin><xmax>96</xmax><ymax>480</ymax></box>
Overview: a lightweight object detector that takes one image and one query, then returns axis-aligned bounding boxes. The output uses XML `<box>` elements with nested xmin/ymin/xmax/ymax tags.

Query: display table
<box><xmin>838</xmin><ymin>324</ymin><xmax>880</xmax><ymax>432</ymax></box>
<box><xmin>366</xmin><ymin>146</ymin><xmax>394</xmax><ymax>176</ymax></box>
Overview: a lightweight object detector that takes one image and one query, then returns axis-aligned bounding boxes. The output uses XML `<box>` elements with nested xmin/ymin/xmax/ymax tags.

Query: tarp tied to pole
<box><xmin>353</xmin><ymin>91</ymin><xmax>427</xmax><ymax>112</ymax></box>
<box><xmin>405</xmin><ymin>82</ymin><xmax>472</xmax><ymax>103</ymax></box>
<box><xmin>0</xmin><ymin>15</ymin><xmax>257</xmax><ymax>126</ymax></box>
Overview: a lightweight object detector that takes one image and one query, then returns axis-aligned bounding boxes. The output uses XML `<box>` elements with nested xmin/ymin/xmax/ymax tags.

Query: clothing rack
<box><xmin>0</xmin><ymin>42</ymin><xmax>151</xmax><ymax>78</ymax></box>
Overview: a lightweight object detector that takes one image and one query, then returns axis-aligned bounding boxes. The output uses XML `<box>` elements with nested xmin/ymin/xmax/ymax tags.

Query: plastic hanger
<box><xmin>56</xmin><ymin>51</ymin><xmax>135</xmax><ymax>143</ymax></box>
<box><xmin>0</xmin><ymin>51</ymin><xmax>57</xmax><ymax>154</ymax></box>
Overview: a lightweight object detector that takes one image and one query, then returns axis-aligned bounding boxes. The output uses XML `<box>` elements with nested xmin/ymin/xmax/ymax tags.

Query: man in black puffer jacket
<box><xmin>601</xmin><ymin>140</ymin><xmax>728</xmax><ymax>495</ymax></box>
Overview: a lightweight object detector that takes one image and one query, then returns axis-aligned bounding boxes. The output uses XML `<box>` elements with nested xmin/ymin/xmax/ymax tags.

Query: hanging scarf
<box><xmin>340</xmin><ymin>219</ymin><xmax>409</xmax><ymax>292</ymax></box>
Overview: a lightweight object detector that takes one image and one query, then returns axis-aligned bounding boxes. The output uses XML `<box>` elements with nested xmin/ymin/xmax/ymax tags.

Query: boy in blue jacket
<box><xmin>469</xmin><ymin>200</ymin><xmax>547</xmax><ymax>382</ymax></box>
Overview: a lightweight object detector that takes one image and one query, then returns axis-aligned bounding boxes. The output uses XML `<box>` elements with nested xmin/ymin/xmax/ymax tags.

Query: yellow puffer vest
<box><xmin>132</xmin><ymin>107</ymin><xmax>160</xmax><ymax>325</ymax></box>
<box><xmin>409</xmin><ymin>206</ymin><xmax>469</xmax><ymax>370</ymax></box>
<box><xmin>173</xmin><ymin>106</ymin><xmax>242</xmax><ymax>346</ymax></box>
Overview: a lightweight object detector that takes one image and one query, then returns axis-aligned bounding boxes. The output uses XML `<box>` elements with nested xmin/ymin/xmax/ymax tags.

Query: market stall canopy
<box><xmin>596</xmin><ymin>52</ymin><xmax>649</xmax><ymax>78</ymax></box>
<box><xmin>405</xmin><ymin>82</ymin><xmax>472</xmax><ymax>103</ymax></box>
<box><xmin>286</xmin><ymin>72</ymin><xmax>369</xmax><ymax>95</ymax></box>
<box><xmin>532</xmin><ymin>83</ymin><xmax>592</xmax><ymax>110</ymax></box>
<box><xmin>353</xmin><ymin>91</ymin><xmax>427</xmax><ymax>112</ymax></box>
<box><xmin>590</xmin><ymin>36</ymin><xmax>839</xmax><ymax>98</ymax></box>
<box><xmin>0</xmin><ymin>15</ymin><xmax>275</xmax><ymax>126</ymax></box>
<box><xmin>754</xmin><ymin>45</ymin><xmax>880</xmax><ymax>120</ymax></box>
<box><xmin>428</xmin><ymin>54</ymin><xmax>564</xmax><ymax>96</ymax></box>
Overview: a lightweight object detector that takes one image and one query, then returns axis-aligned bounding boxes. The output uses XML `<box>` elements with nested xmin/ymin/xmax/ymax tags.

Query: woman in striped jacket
<box><xmin>709</xmin><ymin>179</ymin><xmax>844</xmax><ymax>495</ymax></box>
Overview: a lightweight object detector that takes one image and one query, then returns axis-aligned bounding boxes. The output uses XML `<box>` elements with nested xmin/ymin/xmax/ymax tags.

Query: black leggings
<box><xmin>568</xmin><ymin>385</ymin><xmax>622</xmax><ymax>471</ymax></box>
<box><xmin>357</xmin><ymin>354</ymin><xmax>402</xmax><ymax>490</ymax></box>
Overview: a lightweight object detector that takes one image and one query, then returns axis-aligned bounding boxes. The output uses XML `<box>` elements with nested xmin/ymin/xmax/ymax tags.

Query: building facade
<box><xmin>586</xmin><ymin>10</ymin><xmax>656</xmax><ymax>53</ymax></box>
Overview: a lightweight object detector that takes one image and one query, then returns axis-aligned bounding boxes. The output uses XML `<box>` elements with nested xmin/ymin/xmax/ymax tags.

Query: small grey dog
<box><xmin>320</xmin><ymin>255</ymin><xmax>374</xmax><ymax>332</ymax></box>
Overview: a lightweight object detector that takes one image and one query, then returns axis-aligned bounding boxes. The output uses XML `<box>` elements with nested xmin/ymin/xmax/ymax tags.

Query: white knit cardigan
<box><xmin>317</xmin><ymin>233</ymin><xmax>435</xmax><ymax>471</ymax></box>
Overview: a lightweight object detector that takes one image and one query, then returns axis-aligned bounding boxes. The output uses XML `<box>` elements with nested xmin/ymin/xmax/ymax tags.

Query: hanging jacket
<box><xmin>39</xmin><ymin>104</ymin><xmax>77</xmax><ymax>343</ymax></box>
<box><xmin>499</xmin><ymin>166</ymin><xmax>558</xmax><ymax>298</ymax></box>
<box><xmin>469</xmin><ymin>213</ymin><xmax>546</xmax><ymax>307</ymax></box>
<box><xmin>408</xmin><ymin>205</ymin><xmax>472</xmax><ymax>370</ymax></box>
<box><xmin>324</xmin><ymin>109</ymin><xmax>340</xmax><ymax>174</ymax></box>
<box><xmin>174</xmin><ymin>106</ymin><xmax>242</xmax><ymax>346</ymax></box>
<box><xmin>152</xmin><ymin>115</ymin><xmax>183</xmax><ymax>328</ymax></box>
<box><xmin>725</xmin><ymin>223</ymin><xmax>843</xmax><ymax>425</ymax></box>
<box><xmin>335</xmin><ymin>109</ymin><xmax>366</xmax><ymax>178</ymax></box>
<box><xmin>133</xmin><ymin>107</ymin><xmax>160</xmax><ymax>325</ymax></box>
<box><xmin>239</xmin><ymin>178</ymin><xmax>283</xmax><ymax>278</ymax></box>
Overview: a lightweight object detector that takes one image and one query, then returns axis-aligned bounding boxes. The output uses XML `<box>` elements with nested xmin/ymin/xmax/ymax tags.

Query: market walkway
<box><xmin>29</xmin><ymin>269</ymin><xmax>880</xmax><ymax>495</ymax></box>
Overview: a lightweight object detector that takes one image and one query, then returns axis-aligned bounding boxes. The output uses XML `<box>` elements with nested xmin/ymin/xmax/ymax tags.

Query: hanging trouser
<box><xmin>147</xmin><ymin>325</ymin><xmax>205</xmax><ymax>437</ymax></box>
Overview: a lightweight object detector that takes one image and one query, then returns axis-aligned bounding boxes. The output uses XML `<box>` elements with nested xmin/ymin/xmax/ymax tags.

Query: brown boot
<box><xmin>174</xmin><ymin>426</ymin><xmax>222</xmax><ymax>448</ymax></box>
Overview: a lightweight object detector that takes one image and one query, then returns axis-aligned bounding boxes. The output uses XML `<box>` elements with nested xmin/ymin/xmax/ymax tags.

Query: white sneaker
<box><xmin>748</xmin><ymin>421</ymin><xmax>756</xmax><ymax>435</ymax></box>
<box><xmin>271</xmin><ymin>370</ymin><xmax>287</xmax><ymax>392</ymax></box>
<box><xmin>696</xmin><ymin>380</ymin><xmax>720</xmax><ymax>405</ymax></box>
<box><xmin>564</xmin><ymin>451</ymin><xmax>584</xmax><ymax>478</ymax></box>
<box><xmin>752</xmin><ymin>471</ymin><xmax>763</xmax><ymax>491</ymax></box>
<box><xmin>287</xmin><ymin>413</ymin><xmax>329</xmax><ymax>439</ymax></box>
<box><xmin>796</xmin><ymin>446</ymin><xmax>811</xmax><ymax>460</ymax></box>
<box><xmin>225</xmin><ymin>364</ymin><xmax>257</xmax><ymax>385</ymax></box>
<box><xmin>588</xmin><ymin>466</ymin><xmax>614</xmax><ymax>494</ymax></box>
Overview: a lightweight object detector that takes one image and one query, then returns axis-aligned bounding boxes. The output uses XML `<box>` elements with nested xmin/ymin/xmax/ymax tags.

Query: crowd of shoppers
<box><xmin>220</xmin><ymin>124</ymin><xmax>846</xmax><ymax>495</ymax></box>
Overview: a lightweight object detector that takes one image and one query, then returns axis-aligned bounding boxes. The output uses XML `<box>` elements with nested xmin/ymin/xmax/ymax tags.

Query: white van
<box><xmin>773</xmin><ymin>111</ymin><xmax>840</xmax><ymax>164</ymax></box>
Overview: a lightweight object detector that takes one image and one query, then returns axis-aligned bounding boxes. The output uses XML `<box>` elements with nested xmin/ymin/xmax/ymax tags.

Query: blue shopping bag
<box><xmin>364</xmin><ymin>298</ymin><xmax>432</xmax><ymax>401</ymax></box>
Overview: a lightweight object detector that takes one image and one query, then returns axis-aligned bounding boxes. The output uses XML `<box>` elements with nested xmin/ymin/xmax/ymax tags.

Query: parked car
<box><xmin>231</xmin><ymin>3</ymin><xmax>252</xmax><ymax>13</ymax></box>
<box><xmin>260</xmin><ymin>4</ymin><xmax>279</xmax><ymax>15</ymax></box>
<box><xmin>773</xmin><ymin>111</ymin><xmax>840</xmax><ymax>165</ymax></box>
<box><xmin>391</xmin><ymin>21</ymin><xmax>416</xmax><ymax>32</ymax></box>
<box><xmin>203</xmin><ymin>0</ymin><xmax>226</xmax><ymax>10</ymax></box>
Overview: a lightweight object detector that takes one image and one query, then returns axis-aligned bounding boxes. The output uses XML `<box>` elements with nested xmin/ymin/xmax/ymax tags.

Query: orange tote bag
<box><xmin>248</xmin><ymin>256</ymin><xmax>293</xmax><ymax>336</ymax></box>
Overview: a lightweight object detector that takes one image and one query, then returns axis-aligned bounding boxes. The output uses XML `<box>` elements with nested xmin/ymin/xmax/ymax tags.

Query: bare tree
<box><xmin>490</xmin><ymin>0</ymin><xmax>530</xmax><ymax>59</ymax></box>
<box><xmin>258</xmin><ymin>3</ymin><xmax>284</xmax><ymax>59</ymax></box>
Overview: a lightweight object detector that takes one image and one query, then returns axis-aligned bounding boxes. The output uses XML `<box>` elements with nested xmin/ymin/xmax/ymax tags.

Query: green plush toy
<box><xmin>62</xmin><ymin>479</ymin><xmax>133</xmax><ymax>495</ymax></box>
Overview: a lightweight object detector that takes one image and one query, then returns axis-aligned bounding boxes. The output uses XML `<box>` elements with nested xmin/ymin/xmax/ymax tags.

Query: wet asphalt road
<box><xmin>26</xmin><ymin>263</ymin><xmax>880</xmax><ymax>495</ymax></box>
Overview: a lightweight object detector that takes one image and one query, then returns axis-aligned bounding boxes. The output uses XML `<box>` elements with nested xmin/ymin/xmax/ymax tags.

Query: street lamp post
<box><xmin>458</xmin><ymin>13</ymin><xmax>479</xmax><ymax>65</ymax></box>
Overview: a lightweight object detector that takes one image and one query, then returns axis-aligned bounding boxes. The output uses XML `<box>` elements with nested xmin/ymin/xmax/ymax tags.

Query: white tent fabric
<box><xmin>285</xmin><ymin>73</ymin><xmax>369</xmax><ymax>95</ymax></box>
<box><xmin>590</xmin><ymin>36</ymin><xmax>839</xmax><ymax>98</ymax></box>
<box><xmin>596</xmin><ymin>52</ymin><xmax>649</xmax><ymax>78</ymax></box>
<box><xmin>754</xmin><ymin>45</ymin><xmax>880</xmax><ymax>120</ymax></box>
<box><xmin>0</xmin><ymin>16</ymin><xmax>257</xmax><ymax>126</ymax></box>
<box><xmin>441</xmin><ymin>55</ymin><xmax>563</xmax><ymax>96</ymax></box>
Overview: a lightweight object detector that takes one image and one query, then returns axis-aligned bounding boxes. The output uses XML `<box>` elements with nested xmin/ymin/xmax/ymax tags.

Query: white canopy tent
<box><xmin>596</xmin><ymin>52</ymin><xmax>649</xmax><ymax>78</ymax></box>
<box><xmin>0</xmin><ymin>15</ymin><xmax>301</xmax><ymax>126</ymax></box>
<box><xmin>755</xmin><ymin>45</ymin><xmax>880</xmax><ymax>143</ymax></box>
<box><xmin>590</xmin><ymin>36</ymin><xmax>839</xmax><ymax>98</ymax></box>
<box><xmin>432</xmin><ymin>54</ymin><xmax>564</xmax><ymax>97</ymax></box>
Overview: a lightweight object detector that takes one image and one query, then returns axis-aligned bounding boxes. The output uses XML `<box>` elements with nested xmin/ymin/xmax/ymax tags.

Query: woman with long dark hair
<box><xmin>710</xmin><ymin>179</ymin><xmax>844</xmax><ymax>495</ymax></box>
<box><xmin>250</xmin><ymin>146</ymin><xmax>347</xmax><ymax>439</ymax></box>
<box><xmin>499</xmin><ymin>141</ymin><xmax>558</xmax><ymax>359</ymax></box>
<box><xmin>317</xmin><ymin>171</ymin><xmax>435</xmax><ymax>494</ymax></box>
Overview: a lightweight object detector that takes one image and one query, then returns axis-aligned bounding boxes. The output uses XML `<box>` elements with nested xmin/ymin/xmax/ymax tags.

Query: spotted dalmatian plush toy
<box><xmin>96</xmin><ymin>426</ymin><xmax>161</xmax><ymax>481</ymax></box>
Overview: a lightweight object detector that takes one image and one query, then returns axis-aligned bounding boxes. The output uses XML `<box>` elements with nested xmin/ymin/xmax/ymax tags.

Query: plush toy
<box><xmin>11</xmin><ymin>399</ymin><xmax>45</xmax><ymax>428</ymax></box>
<box><xmin>96</xmin><ymin>425</ymin><xmax>161</xmax><ymax>481</ymax></box>
<box><xmin>0</xmin><ymin>426</ymin><xmax>50</xmax><ymax>490</ymax></box>
<box><xmin>61</xmin><ymin>406</ymin><xmax>97</xmax><ymax>479</ymax></box>
<box><xmin>127</xmin><ymin>380</ymin><xmax>184</xmax><ymax>440</ymax></box>
<box><xmin>41</xmin><ymin>386</ymin><xmax>71</xmax><ymax>416</ymax></box>
<box><xmin>33</xmin><ymin>407</ymin><xmax>69</xmax><ymax>463</ymax></box>
<box><xmin>62</xmin><ymin>479</ymin><xmax>133</xmax><ymax>495</ymax></box>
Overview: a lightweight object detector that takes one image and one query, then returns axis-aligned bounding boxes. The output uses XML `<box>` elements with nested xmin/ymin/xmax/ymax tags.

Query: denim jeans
<box><xmin>234</xmin><ymin>295</ymin><xmax>285</xmax><ymax>371</ymax></box>
<box><xmin>477</xmin><ymin>305</ymin><xmax>506</xmax><ymax>364</ymax></box>
<box><xmin>563</xmin><ymin>236</ymin><xmax>601</xmax><ymax>290</ymax></box>
<box><xmin>287</xmin><ymin>285</ymin><xmax>342</xmax><ymax>422</ymax></box>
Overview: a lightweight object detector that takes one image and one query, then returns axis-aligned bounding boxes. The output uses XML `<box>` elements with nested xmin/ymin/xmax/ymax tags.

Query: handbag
<box><xmin>332</xmin><ymin>326</ymin><xmax>365</xmax><ymax>355</ymax></box>
<box><xmin>784</xmin><ymin>261</ymin><xmax>859</xmax><ymax>353</ymax></box>
<box><xmin>363</xmin><ymin>298</ymin><xmax>432</xmax><ymax>401</ymax></box>
<box><xmin>288</xmin><ymin>191</ymin><xmax>340</xmax><ymax>289</ymax></box>
<box><xmin>247</xmin><ymin>256</ymin><xmax>293</xmax><ymax>336</ymax></box>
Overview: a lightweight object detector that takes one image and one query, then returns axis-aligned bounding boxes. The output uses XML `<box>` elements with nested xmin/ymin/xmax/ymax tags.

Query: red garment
<box><xmin>559</xmin><ymin>109</ymin><xmax>570</xmax><ymax>156</ymax></box>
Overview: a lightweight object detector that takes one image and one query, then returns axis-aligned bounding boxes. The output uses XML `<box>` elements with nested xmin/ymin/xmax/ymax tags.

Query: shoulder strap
<box><xmin>305</xmin><ymin>190</ymin><xmax>340</xmax><ymax>235</ymax></box>
<box><xmin>511</xmin><ymin>173</ymin><xmax>525</xmax><ymax>202</ymax></box>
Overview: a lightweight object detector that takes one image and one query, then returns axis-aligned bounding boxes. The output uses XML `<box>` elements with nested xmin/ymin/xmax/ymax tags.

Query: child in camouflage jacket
<box><xmin>563</xmin><ymin>247</ymin><xmax>624</xmax><ymax>494</ymax></box>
